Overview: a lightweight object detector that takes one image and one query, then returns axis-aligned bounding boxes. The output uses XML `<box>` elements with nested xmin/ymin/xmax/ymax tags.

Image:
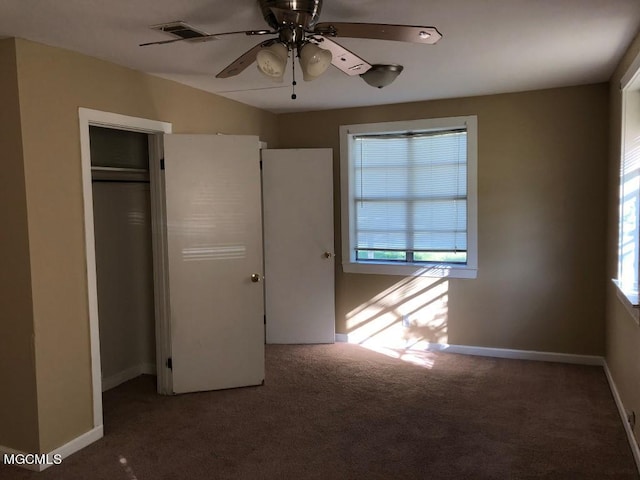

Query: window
<box><xmin>615</xmin><ymin>52</ymin><xmax>640</xmax><ymax>323</ymax></box>
<box><xmin>340</xmin><ymin>116</ymin><xmax>477</xmax><ymax>278</ymax></box>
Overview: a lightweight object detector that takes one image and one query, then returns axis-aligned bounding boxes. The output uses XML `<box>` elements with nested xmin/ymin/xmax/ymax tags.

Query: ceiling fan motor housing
<box><xmin>259</xmin><ymin>0</ymin><xmax>323</xmax><ymax>31</ymax></box>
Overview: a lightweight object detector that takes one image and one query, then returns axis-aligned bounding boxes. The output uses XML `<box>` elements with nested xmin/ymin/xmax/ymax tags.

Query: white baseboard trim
<box><xmin>335</xmin><ymin>335</ymin><xmax>604</xmax><ymax>366</ymax></box>
<box><xmin>425</xmin><ymin>343</ymin><xmax>605</xmax><ymax>366</ymax></box>
<box><xmin>603</xmin><ymin>362</ymin><xmax>640</xmax><ymax>474</ymax></box>
<box><xmin>335</xmin><ymin>333</ymin><xmax>349</xmax><ymax>343</ymax></box>
<box><xmin>0</xmin><ymin>425</ymin><xmax>103</xmax><ymax>472</ymax></box>
<box><xmin>45</xmin><ymin>425</ymin><xmax>104</xmax><ymax>472</ymax></box>
<box><xmin>102</xmin><ymin>362</ymin><xmax>156</xmax><ymax>392</ymax></box>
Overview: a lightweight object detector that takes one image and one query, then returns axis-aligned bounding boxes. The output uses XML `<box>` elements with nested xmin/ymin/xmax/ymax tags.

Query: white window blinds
<box><xmin>619</xmin><ymin>90</ymin><xmax>640</xmax><ymax>292</ymax></box>
<box><xmin>352</xmin><ymin>129</ymin><xmax>468</xmax><ymax>263</ymax></box>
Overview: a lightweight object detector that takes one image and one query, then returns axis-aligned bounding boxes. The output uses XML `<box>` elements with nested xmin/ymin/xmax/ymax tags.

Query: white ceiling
<box><xmin>2</xmin><ymin>0</ymin><xmax>639</xmax><ymax>113</ymax></box>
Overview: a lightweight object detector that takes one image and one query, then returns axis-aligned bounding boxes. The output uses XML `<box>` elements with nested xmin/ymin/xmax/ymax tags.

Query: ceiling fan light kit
<box><xmin>142</xmin><ymin>0</ymin><xmax>442</xmax><ymax>98</ymax></box>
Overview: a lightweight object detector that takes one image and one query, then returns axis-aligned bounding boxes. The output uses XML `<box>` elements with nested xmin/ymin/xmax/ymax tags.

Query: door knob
<box><xmin>323</xmin><ymin>252</ymin><xmax>334</xmax><ymax>259</ymax></box>
<box><xmin>251</xmin><ymin>273</ymin><xmax>262</xmax><ymax>283</ymax></box>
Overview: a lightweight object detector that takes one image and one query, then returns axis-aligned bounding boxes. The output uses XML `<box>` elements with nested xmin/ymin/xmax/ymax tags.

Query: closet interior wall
<box><xmin>90</xmin><ymin>126</ymin><xmax>156</xmax><ymax>391</ymax></box>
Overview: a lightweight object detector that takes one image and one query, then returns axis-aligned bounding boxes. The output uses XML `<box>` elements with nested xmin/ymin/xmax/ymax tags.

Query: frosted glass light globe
<box><xmin>256</xmin><ymin>43</ymin><xmax>288</xmax><ymax>80</ymax></box>
<box><xmin>299</xmin><ymin>43</ymin><xmax>332</xmax><ymax>81</ymax></box>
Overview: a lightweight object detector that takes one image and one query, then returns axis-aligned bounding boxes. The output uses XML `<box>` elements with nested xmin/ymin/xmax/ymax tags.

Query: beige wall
<box><xmin>12</xmin><ymin>38</ymin><xmax>278</xmax><ymax>453</ymax></box>
<box><xmin>606</xmin><ymin>31</ymin><xmax>640</xmax><ymax>447</ymax></box>
<box><xmin>0</xmin><ymin>39</ymin><xmax>40</xmax><ymax>453</ymax></box>
<box><xmin>278</xmin><ymin>84</ymin><xmax>609</xmax><ymax>355</ymax></box>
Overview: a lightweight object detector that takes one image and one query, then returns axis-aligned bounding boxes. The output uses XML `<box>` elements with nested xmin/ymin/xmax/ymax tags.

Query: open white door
<box><xmin>262</xmin><ymin>148</ymin><xmax>335</xmax><ymax>344</ymax></box>
<box><xmin>164</xmin><ymin>134</ymin><xmax>264</xmax><ymax>394</ymax></box>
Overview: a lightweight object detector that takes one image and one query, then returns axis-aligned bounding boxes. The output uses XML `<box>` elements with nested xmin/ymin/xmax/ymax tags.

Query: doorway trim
<box><xmin>79</xmin><ymin>108</ymin><xmax>172</xmax><ymax>431</ymax></box>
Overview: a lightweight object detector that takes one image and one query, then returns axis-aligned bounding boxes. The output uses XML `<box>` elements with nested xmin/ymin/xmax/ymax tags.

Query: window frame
<box><xmin>340</xmin><ymin>115</ymin><xmax>478</xmax><ymax>278</ymax></box>
<box><xmin>614</xmin><ymin>51</ymin><xmax>640</xmax><ymax>324</ymax></box>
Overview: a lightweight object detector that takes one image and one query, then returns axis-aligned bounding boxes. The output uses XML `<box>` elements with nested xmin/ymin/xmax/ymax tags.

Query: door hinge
<box><xmin>160</xmin><ymin>158</ymin><xmax>165</xmax><ymax>170</ymax></box>
<box><xmin>259</xmin><ymin>160</ymin><xmax>263</xmax><ymax>170</ymax></box>
<box><xmin>166</xmin><ymin>357</ymin><xmax>172</xmax><ymax>370</ymax></box>
<box><xmin>264</xmin><ymin>314</ymin><xmax>266</xmax><ymax>325</ymax></box>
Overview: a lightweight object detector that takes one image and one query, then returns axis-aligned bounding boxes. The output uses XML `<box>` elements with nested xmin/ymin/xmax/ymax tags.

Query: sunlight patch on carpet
<box><xmin>360</xmin><ymin>344</ymin><xmax>437</xmax><ymax>369</ymax></box>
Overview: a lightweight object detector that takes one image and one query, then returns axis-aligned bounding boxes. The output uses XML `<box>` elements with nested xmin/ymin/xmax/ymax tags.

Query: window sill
<box><xmin>343</xmin><ymin>261</ymin><xmax>477</xmax><ymax>279</ymax></box>
<box><xmin>612</xmin><ymin>279</ymin><xmax>640</xmax><ymax>326</ymax></box>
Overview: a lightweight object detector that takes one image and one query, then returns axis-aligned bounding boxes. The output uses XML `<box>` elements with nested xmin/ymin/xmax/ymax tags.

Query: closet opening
<box><xmin>90</xmin><ymin>126</ymin><xmax>158</xmax><ymax>394</ymax></box>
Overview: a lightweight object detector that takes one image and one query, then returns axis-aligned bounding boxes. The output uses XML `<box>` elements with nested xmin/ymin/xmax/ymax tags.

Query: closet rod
<box><xmin>92</xmin><ymin>179</ymin><xmax>150</xmax><ymax>184</ymax></box>
<box><xmin>91</xmin><ymin>166</ymin><xmax>148</xmax><ymax>173</ymax></box>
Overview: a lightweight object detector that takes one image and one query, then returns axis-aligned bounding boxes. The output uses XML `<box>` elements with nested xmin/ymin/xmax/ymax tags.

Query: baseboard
<box><xmin>425</xmin><ymin>343</ymin><xmax>605</xmax><ymax>366</ymax></box>
<box><xmin>102</xmin><ymin>362</ymin><xmax>156</xmax><ymax>392</ymax></box>
<box><xmin>335</xmin><ymin>335</ymin><xmax>604</xmax><ymax>366</ymax></box>
<box><xmin>0</xmin><ymin>425</ymin><xmax>103</xmax><ymax>472</ymax></box>
<box><xmin>603</xmin><ymin>362</ymin><xmax>640</xmax><ymax>474</ymax></box>
<box><xmin>45</xmin><ymin>426</ymin><xmax>104</xmax><ymax>472</ymax></box>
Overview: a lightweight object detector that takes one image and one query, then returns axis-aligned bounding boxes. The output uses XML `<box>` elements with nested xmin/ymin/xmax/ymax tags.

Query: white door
<box><xmin>262</xmin><ymin>148</ymin><xmax>335</xmax><ymax>344</ymax></box>
<box><xmin>164</xmin><ymin>134</ymin><xmax>264</xmax><ymax>394</ymax></box>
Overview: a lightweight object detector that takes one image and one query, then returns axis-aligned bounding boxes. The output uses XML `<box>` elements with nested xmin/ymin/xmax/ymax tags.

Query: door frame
<box><xmin>79</xmin><ymin>108</ymin><xmax>173</xmax><ymax>432</ymax></box>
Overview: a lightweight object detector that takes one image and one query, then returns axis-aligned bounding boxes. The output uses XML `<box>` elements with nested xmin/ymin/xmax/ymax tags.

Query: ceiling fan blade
<box><xmin>307</xmin><ymin>35</ymin><xmax>371</xmax><ymax>77</ymax></box>
<box><xmin>216</xmin><ymin>39</ymin><xmax>278</xmax><ymax>78</ymax></box>
<box><xmin>140</xmin><ymin>29</ymin><xmax>274</xmax><ymax>47</ymax></box>
<box><xmin>313</xmin><ymin>22</ymin><xmax>442</xmax><ymax>44</ymax></box>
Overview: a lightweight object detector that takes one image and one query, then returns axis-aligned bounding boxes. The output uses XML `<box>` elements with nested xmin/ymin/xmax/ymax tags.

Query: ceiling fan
<box><xmin>141</xmin><ymin>0</ymin><xmax>442</xmax><ymax>97</ymax></box>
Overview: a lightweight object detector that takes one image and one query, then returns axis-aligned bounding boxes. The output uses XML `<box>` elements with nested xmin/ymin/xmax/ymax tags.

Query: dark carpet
<box><xmin>1</xmin><ymin>344</ymin><xmax>638</xmax><ymax>479</ymax></box>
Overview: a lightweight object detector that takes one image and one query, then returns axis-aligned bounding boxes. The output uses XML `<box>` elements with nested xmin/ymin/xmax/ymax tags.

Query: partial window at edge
<box><xmin>616</xmin><ymin>56</ymin><xmax>640</xmax><ymax>311</ymax></box>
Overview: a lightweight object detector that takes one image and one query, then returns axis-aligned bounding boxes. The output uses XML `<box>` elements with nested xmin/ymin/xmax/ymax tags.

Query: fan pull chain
<box><xmin>291</xmin><ymin>49</ymin><xmax>297</xmax><ymax>100</ymax></box>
